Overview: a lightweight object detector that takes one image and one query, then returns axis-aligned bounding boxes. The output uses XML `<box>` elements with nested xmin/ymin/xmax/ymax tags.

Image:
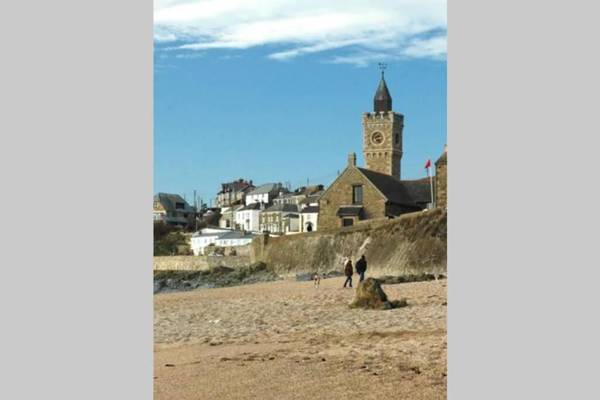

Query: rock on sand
<box><xmin>350</xmin><ymin>278</ymin><xmax>408</xmax><ymax>310</ymax></box>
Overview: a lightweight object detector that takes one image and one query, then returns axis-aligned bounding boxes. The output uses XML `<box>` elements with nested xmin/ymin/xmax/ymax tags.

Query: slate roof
<box><xmin>301</xmin><ymin>205</ymin><xmax>320</xmax><ymax>214</ymax></box>
<box><xmin>246</xmin><ymin>183</ymin><xmax>283</xmax><ymax>196</ymax></box>
<box><xmin>263</xmin><ymin>203</ymin><xmax>299</xmax><ymax>213</ymax></box>
<box><xmin>154</xmin><ymin>193</ymin><xmax>195</xmax><ymax>212</ymax></box>
<box><xmin>238</xmin><ymin>202</ymin><xmax>263</xmax><ymax>211</ymax></box>
<box><xmin>374</xmin><ymin>74</ymin><xmax>392</xmax><ymax>112</ymax></box>
<box><xmin>217</xmin><ymin>231</ymin><xmax>256</xmax><ymax>240</ymax></box>
<box><xmin>357</xmin><ymin>168</ymin><xmax>431</xmax><ymax>206</ymax></box>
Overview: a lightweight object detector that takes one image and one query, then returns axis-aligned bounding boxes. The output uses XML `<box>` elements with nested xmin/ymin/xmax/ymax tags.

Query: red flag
<box><xmin>424</xmin><ymin>159</ymin><xmax>431</xmax><ymax>169</ymax></box>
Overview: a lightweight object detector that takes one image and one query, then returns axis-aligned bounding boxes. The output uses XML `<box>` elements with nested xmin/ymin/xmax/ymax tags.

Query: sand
<box><xmin>154</xmin><ymin>277</ymin><xmax>447</xmax><ymax>399</ymax></box>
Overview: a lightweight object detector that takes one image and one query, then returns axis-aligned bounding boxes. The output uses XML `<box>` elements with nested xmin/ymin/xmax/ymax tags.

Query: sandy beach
<box><xmin>154</xmin><ymin>277</ymin><xmax>447</xmax><ymax>399</ymax></box>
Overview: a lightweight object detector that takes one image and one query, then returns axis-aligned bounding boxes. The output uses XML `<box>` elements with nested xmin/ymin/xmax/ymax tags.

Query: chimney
<box><xmin>348</xmin><ymin>152</ymin><xmax>356</xmax><ymax>167</ymax></box>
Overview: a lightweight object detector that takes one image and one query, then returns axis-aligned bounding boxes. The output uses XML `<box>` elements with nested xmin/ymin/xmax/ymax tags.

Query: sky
<box><xmin>154</xmin><ymin>0</ymin><xmax>447</xmax><ymax>206</ymax></box>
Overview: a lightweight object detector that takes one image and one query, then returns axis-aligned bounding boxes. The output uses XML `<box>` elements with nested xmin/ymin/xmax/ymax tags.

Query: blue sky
<box><xmin>154</xmin><ymin>0</ymin><xmax>446</xmax><ymax>205</ymax></box>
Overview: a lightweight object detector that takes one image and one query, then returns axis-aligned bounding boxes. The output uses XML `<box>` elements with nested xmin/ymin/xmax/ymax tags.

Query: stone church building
<box><xmin>319</xmin><ymin>72</ymin><xmax>437</xmax><ymax>231</ymax></box>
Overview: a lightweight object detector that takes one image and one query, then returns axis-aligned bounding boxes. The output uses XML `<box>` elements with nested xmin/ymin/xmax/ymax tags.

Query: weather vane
<box><xmin>378</xmin><ymin>62</ymin><xmax>387</xmax><ymax>78</ymax></box>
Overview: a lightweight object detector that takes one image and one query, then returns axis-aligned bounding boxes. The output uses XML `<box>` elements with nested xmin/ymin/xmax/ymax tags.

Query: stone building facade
<box><xmin>435</xmin><ymin>146</ymin><xmax>447</xmax><ymax>209</ymax></box>
<box><xmin>362</xmin><ymin>112</ymin><xmax>403</xmax><ymax>179</ymax></box>
<box><xmin>319</xmin><ymin>154</ymin><xmax>429</xmax><ymax>231</ymax></box>
<box><xmin>318</xmin><ymin>72</ymin><xmax>431</xmax><ymax>231</ymax></box>
<box><xmin>362</xmin><ymin>71</ymin><xmax>403</xmax><ymax>179</ymax></box>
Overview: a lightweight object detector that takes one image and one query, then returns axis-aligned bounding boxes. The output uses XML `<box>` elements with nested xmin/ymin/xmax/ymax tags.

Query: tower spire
<box><xmin>374</xmin><ymin>63</ymin><xmax>392</xmax><ymax>112</ymax></box>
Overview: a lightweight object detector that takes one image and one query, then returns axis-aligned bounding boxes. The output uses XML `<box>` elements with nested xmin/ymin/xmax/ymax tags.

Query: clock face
<box><xmin>371</xmin><ymin>131</ymin><xmax>384</xmax><ymax>145</ymax></box>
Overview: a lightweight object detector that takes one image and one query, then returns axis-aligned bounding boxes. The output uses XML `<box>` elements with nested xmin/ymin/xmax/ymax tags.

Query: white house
<box><xmin>298</xmin><ymin>190</ymin><xmax>322</xmax><ymax>233</ymax></box>
<box><xmin>234</xmin><ymin>202</ymin><xmax>263</xmax><ymax>232</ymax></box>
<box><xmin>299</xmin><ymin>205</ymin><xmax>319</xmax><ymax>232</ymax></box>
<box><xmin>190</xmin><ymin>227</ymin><xmax>231</xmax><ymax>255</ymax></box>
<box><xmin>245</xmin><ymin>183</ymin><xmax>285</xmax><ymax>206</ymax></box>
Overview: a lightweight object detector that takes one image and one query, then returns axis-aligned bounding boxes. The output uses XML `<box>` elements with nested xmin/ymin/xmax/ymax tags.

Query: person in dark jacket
<box><xmin>343</xmin><ymin>258</ymin><xmax>353</xmax><ymax>288</ymax></box>
<box><xmin>355</xmin><ymin>255</ymin><xmax>367</xmax><ymax>282</ymax></box>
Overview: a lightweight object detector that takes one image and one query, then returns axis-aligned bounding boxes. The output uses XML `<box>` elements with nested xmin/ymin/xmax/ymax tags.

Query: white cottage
<box><xmin>245</xmin><ymin>183</ymin><xmax>285</xmax><ymax>206</ymax></box>
<box><xmin>234</xmin><ymin>202</ymin><xmax>264</xmax><ymax>233</ymax></box>
<box><xmin>299</xmin><ymin>205</ymin><xmax>319</xmax><ymax>233</ymax></box>
<box><xmin>190</xmin><ymin>227</ymin><xmax>231</xmax><ymax>255</ymax></box>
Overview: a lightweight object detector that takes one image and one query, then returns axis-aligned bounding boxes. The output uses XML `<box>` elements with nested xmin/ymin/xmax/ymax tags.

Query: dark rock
<box><xmin>349</xmin><ymin>278</ymin><xmax>408</xmax><ymax>310</ymax></box>
<box><xmin>153</xmin><ymin>281</ymin><xmax>164</xmax><ymax>294</ymax></box>
<box><xmin>295</xmin><ymin>273</ymin><xmax>314</xmax><ymax>281</ymax></box>
<box><xmin>325</xmin><ymin>270</ymin><xmax>344</xmax><ymax>278</ymax></box>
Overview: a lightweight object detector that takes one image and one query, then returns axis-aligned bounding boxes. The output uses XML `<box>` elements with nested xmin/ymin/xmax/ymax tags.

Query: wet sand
<box><xmin>154</xmin><ymin>277</ymin><xmax>447</xmax><ymax>399</ymax></box>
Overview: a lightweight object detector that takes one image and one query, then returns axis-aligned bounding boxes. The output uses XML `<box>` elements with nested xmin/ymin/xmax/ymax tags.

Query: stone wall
<box><xmin>251</xmin><ymin>208</ymin><xmax>446</xmax><ymax>278</ymax></box>
<box><xmin>435</xmin><ymin>152</ymin><xmax>447</xmax><ymax>209</ymax></box>
<box><xmin>153</xmin><ymin>255</ymin><xmax>251</xmax><ymax>271</ymax></box>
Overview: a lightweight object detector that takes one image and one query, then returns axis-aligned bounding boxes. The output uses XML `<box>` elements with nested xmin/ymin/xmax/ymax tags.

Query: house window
<box><xmin>342</xmin><ymin>218</ymin><xmax>354</xmax><ymax>227</ymax></box>
<box><xmin>352</xmin><ymin>185</ymin><xmax>363</xmax><ymax>205</ymax></box>
<box><xmin>175</xmin><ymin>202</ymin><xmax>185</xmax><ymax>210</ymax></box>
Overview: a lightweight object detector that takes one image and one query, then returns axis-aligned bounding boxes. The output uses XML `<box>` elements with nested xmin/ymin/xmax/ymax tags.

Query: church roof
<box><xmin>357</xmin><ymin>168</ymin><xmax>431</xmax><ymax>206</ymax></box>
<box><xmin>374</xmin><ymin>72</ymin><xmax>392</xmax><ymax>112</ymax></box>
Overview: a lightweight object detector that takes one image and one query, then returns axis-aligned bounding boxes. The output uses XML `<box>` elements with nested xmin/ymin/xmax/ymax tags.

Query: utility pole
<box><xmin>194</xmin><ymin>189</ymin><xmax>198</xmax><ymax>231</ymax></box>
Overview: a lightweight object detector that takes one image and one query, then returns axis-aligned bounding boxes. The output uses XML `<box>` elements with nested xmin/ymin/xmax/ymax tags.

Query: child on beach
<box><xmin>313</xmin><ymin>272</ymin><xmax>321</xmax><ymax>287</ymax></box>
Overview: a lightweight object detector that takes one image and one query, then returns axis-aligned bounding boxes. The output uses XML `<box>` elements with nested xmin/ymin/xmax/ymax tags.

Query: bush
<box><xmin>154</xmin><ymin>222</ymin><xmax>190</xmax><ymax>256</ymax></box>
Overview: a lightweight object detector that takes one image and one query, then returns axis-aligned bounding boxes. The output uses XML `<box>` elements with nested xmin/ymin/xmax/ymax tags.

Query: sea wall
<box><xmin>153</xmin><ymin>255</ymin><xmax>251</xmax><ymax>271</ymax></box>
<box><xmin>251</xmin><ymin>208</ymin><xmax>447</xmax><ymax>277</ymax></box>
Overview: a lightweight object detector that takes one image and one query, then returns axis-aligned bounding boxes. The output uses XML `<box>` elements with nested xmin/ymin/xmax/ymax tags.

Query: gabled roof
<box><xmin>356</xmin><ymin>168</ymin><xmax>431</xmax><ymax>205</ymax></box>
<box><xmin>247</xmin><ymin>183</ymin><xmax>283</xmax><ymax>196</ymax></box>
<box><xmin>301</xmin><ymin>205</ymin><xmax>320</xmax><ymax>214</ymax></box>
<box><xmin>154</xmin><ymin>193</ymin><xmax>195</xmax><ymax>212</ymax></box>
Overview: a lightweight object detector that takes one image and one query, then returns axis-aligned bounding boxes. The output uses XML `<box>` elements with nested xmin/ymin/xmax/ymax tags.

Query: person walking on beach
<box><xmin>343</xmin><ymin>258</ymin><xmax>353</xmax><ymax>288</ymax></box>
<box><xmin>356</xmin><ymin>255</ymin><xmax>367</xmax><ymax>283</ymax></box>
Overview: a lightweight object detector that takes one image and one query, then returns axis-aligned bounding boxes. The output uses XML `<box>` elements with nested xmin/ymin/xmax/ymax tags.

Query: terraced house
<box><xmin>259</xmin><ymin>203</ymin><xmax>299</xmax><ymax>235</ymax></box>
<box><xmin>215</xmin><ymin>179</ymin><xmax>254</xmax><ymax>208</ymax></box>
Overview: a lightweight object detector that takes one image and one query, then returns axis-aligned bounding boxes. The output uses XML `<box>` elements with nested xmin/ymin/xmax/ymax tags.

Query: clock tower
<box><xmin>362</xmin><ymin>67</ymin><xmax>403</xmax><ymax>179</ymax></box>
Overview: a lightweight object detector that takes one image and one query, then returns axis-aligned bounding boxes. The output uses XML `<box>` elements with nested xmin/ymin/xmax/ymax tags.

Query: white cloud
<box><xmin>154</xmin><ymin>0</ymin><xmax>446</xmax><ymax>64</ymax></box>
